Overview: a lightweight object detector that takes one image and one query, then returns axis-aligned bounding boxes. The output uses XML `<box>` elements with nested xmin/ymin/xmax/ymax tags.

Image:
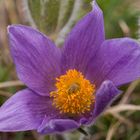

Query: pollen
<box><xmin>50</xmin><ymin>69</ymin><xmax>96</xmax><ymax>116</ymax></box>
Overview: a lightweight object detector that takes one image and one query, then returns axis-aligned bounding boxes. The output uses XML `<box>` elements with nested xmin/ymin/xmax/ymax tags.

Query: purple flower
<box><xmin>0</xmin><ymin>1</ymin><xmax>140</xmax><ymax>134</ymax></box>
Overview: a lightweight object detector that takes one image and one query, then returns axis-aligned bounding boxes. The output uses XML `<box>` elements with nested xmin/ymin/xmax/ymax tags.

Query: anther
<box><xmin>50</xmin><ymin>69</ymin><xmax>96</xmax><ymax>115</ymax></box>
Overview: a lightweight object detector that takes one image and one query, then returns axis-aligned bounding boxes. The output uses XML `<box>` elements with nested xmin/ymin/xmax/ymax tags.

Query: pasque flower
<box><xmin>0</xmin><ymin>1</ymin><xmax>140</xmax><ymax>134</ymax></box>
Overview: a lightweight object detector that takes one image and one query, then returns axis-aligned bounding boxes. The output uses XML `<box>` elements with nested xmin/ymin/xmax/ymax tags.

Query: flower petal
<box><xmin>93</xmin><ymin>80</ymin><xmax>122</xmax><ymax>118</ymax></box>
<box><xmin>0</xmin><ymin>89</ymin><xmax>59</xmax><ymax>131</ymax></box>
<box><xmin>87</xmin><ymin>38</ymin><xmax>140</xmax><ymax>87</ymax></box>
<box><xmin>8</xmin><ymin>25</ymin><xmax>61</xmax><ymax>96</ymax></box>
<box><xmin>78</xmin><ymin>80</ymin><xmax>122</xmax><ymax>125</ymax></box>
<box><xmin>38</xmin><ymin>118</ymin><xmax>80</xmax><ymax>134</ymax></box>
<box><xmin>62</xmin><ymin>2</ymin><xmax>105</xmax><ymax>74</ymax></box>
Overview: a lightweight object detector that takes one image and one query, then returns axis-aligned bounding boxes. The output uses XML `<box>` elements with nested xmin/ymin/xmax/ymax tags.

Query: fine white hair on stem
<box><xmin>55</xmin><ymin>0</ymin><xmax>83</xmax><ymax>46</ymax></box>
<box><xmin>91</xmin><ymin>0</ymin><xmax>95</xmax><ymax>8</ymax></box>
<box><xmin>40</xmin><ymin>0</ymin><xmax>48</xmax><ymax>17</ymax></box>
<box><xmin>16</xmin><ymin>0</ymin><xmax>37</xmax><ymax>29</ymax></box>
<box><xmin>56</xmin><ymin>0</ymin><xmax>70</xmax><ymax>32</ymax></box>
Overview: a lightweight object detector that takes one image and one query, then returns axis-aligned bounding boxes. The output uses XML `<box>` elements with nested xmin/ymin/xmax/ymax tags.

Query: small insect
<box><xmin>68</xmin><ymin>83</ymin><xmax>80</xmax><ymax>94</ymax></box>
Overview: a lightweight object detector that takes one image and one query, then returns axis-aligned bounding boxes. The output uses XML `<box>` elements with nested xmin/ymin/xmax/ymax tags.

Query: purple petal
<box><xmin>8</xmin><ymin>25</ymin><xmax>61</xmax><ymax>96</ymax></box>
<box><xmin>62</xmin><ymin>2</ymin><xmax>105</xmax><ymax>74</ymax></box>
<box><xmin>0</xmin><ymin>89</ymin><xmax>59</xmax><ymax>131</ymax></box>
<box><xmin>87</xmin><ymin>38</ymin><xmax>140</xmax><ymax>87</ymax></box>
<box><xmin>78</xmin><ymin>80</ymin><xmax>122</xmax><ymax>125</ymax></box>
<box><xmin>93</xmin><ymin>80</ymin><xmax>122</xmax><ymax>118</ymax></box>
<box><xmin>38</xmin><ymin>118</ymin><xmax>80</xmax><ymax>134</ymax></box>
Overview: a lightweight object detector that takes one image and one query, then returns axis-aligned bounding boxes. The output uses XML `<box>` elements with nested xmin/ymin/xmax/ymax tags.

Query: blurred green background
<box><xmin>0</xmin><ymin>0</ymin><xmax>140</xmax><ymax>140</ymax></box>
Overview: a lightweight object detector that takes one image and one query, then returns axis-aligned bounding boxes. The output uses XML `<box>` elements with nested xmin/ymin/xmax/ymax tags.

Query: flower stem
<box><xmin>77</xmin><ymin>127</ymin><xmax>88</xmax><ymax>136</ymax></box>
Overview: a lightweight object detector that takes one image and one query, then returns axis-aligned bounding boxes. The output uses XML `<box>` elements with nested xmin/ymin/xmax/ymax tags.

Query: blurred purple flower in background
<box><xmin>0</xmin><ymin>1</ymin><xmax>140</xmax><ymax>134</ymax></box>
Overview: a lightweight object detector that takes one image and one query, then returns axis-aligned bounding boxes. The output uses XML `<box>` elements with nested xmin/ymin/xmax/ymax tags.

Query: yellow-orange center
<box><xmin>50</xmin><ymin>69</ymin><xmax>96</xmax><ymax>116</ymax></box>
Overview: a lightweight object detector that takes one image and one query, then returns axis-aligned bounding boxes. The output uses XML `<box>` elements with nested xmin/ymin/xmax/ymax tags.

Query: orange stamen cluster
<box><xmin>50</xmin><ymin>69</ymin><xmax>96</xmax><ymax>116</ymax></box>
